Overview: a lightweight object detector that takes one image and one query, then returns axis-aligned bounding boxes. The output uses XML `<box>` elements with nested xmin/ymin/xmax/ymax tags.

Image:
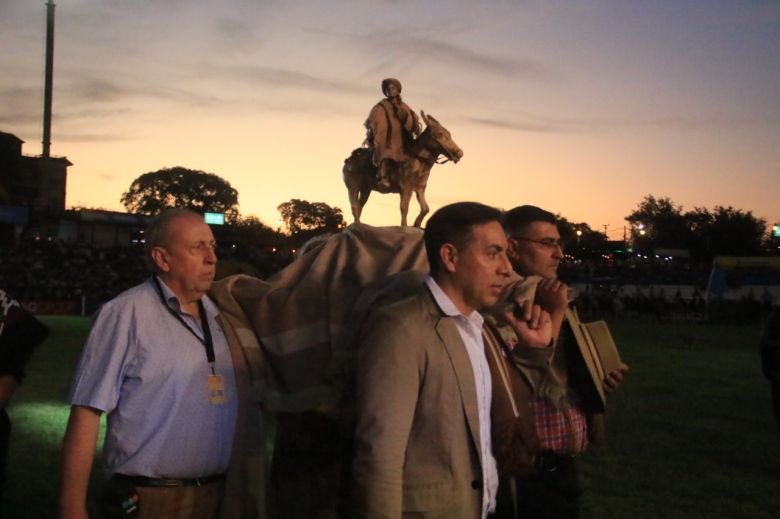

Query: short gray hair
<box><xmin>143</xmin><ymin>208</ymin><xmax>203</xmax><ymax>272</ymax></box>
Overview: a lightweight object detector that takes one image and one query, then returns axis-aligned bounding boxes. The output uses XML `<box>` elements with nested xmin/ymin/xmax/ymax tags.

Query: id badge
<box><xmin>206</xmin><ymin>374</ymin><xmax>226</xmax><ymax>405</ymax></box>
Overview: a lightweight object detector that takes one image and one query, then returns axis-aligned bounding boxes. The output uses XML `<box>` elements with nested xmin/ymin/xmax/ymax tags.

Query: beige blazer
<box><xmin>351</xmin><ymin>286</ymin><xmax>485</xmax><ymax>518</ymax></box>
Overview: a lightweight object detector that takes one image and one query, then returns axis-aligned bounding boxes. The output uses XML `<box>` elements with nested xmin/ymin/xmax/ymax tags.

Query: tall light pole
<box><xmin>42</xmin><ymin>0</ymin><xmax>56</xmax><ymax>158</ymax></box>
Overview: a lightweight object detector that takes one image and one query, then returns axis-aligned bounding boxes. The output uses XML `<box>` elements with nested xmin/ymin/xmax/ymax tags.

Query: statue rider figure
<box><xmin>364</xmin><ymin>78</ymin><xmax>421</xmax><ymax>189</ymax></box>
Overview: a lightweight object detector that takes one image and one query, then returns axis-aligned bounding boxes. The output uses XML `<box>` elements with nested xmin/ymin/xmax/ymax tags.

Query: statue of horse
<box><xmin>342</xmin><ymin>111</ymin><xmax>463</xmax><ymax>228</ymax></box>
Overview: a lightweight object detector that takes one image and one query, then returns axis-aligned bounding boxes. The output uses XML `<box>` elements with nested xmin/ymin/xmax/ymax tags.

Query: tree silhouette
<box><xmin>625</xmin><ymin>194</ymin><xmax>767</xmax><ymax>261</ymax></box>
<box><xmin>626</xmin><ymin>195</ymin><xmax>691</xmax><ymax>250</ymax></box>
<box><xmin>557</xmin><ymin>216</ymin><xmax>607</xmax><ymax>256</ymax></box>
<box><xmin>229</xmin><ymin>215</ymin><xmax>285</xmax><ymax>248</ymax></box>
<box><xmin>277</xmin><ymin>199</ymin><xmax>345</xmax><ymax>235</ymax></box>
<box><xmin>690</xmin><ymin>206</ymin><xmax>766</xmax><ymax>257</ymax></box>
<box><xmin>121</xmin><ymin>166</ymin><xmax>239</xmax><ymax>221</ymax></box>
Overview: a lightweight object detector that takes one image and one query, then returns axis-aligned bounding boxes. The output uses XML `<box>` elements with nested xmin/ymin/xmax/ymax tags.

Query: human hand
<box><xmin>603</xmin><ymin>363</ymin><xmax>630</xmax><ymax>393</ymax></box>
<box><xmin>500</xmin><ymin>300</ymin><xmax>553</xmax><ymax>349</ymax></box>
<box><xmin>535</xmin><ymin>278</ymin><xmax>569</xmax><ymax>315</ymax></box>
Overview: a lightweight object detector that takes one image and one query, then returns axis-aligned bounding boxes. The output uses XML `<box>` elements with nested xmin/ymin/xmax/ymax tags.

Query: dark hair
<box><xmin>143</xmin><ymin>208</ymin><xmax>203</xmax><ymax>272</ymax></box>
<box><xmin>424</xmin><ymin>202</ymin><xmax>503</xmax><ymax>276</ymax></box>
<box><xmin>502</xmin><ymin>205</ymin><xmax>557</xmax><ymax>238</ymax></box>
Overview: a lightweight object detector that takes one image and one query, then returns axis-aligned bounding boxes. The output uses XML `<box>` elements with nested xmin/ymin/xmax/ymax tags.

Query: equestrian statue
<box><xmin>342</xmin><ymin>78</ymin><xmax>463</xmax><ymax>228</ymax></box>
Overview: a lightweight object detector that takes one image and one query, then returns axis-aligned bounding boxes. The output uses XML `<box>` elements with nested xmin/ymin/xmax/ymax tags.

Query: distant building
<box><xmin>0</xmin><ymin>130</ymin><xmax>69</xmax><ymax>212</ymax></box>
<box><xmin>58</xmin><ymin>208</ymin><xmax>152</xmax><ymax>247</ymax></box>
<box><xmin>0</xmin><ymin>130</ymin><xmax>70</xmax><ymax>242</ymax></box>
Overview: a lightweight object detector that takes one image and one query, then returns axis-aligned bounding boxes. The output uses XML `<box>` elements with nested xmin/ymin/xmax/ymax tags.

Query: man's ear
<box><xmin>151</xmin><ymin>247</ymin><xmax>171</xmax><ymax>273</ymax></box>
<box><xmin>506</xmin><ymin>238</ymin><xmax>519</xmax><ymax>261</ymax></box>
<box><xmin>439</xmin><ymin>243</ymin><xmax>459</xmax><ymax>273</ymax></box>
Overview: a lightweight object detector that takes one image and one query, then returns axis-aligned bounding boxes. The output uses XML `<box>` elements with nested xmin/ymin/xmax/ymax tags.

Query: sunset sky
<box><xmin>2</xmin><ymin>0</ymin><xmax>778</xmax><ymax>238</ymax></box>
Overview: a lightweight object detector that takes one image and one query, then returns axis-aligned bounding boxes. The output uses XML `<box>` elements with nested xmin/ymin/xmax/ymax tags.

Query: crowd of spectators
<box><xmin>572</xmin><ymin>282</ymin><xmax>774</xmax><ymax>324</ymax></box>
<box><xmin>0</xmin><ymin>238</ymin><xmax>295</xmax><ymax>312</ymax></box>
<box><xmin>558</xmin><ymin>255</ymin><xmax>711</xmax><ymax>287</ymax></box>
<box><xmin>0</xmin><ymin>240</ymin><xmax>149</xmax><ymax>303</ymax></box>
<box><xmin>0</xmin><ymin>240</ymin><xmax>776</xmax><ymax>322</ymax></box>
<box><xmin>561</xmin><ymin>257</ymin><xmax>776</xmax><ymax>324</ymax></box>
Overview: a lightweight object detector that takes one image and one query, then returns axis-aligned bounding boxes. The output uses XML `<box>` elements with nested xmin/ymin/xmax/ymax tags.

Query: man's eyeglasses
<box><xmin>512</xmin><ymin>236</ymin><xmax>564</xmax><ymax>249</ymax></box>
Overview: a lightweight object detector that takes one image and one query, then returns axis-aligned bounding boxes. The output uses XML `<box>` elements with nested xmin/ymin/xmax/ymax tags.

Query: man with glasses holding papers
<box><xmin>486</xmin><ymin>205</ymin><xmax>629</xmax><ymax>519</ymax></box>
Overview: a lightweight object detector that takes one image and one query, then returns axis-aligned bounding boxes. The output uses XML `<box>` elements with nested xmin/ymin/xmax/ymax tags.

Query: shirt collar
<box><xmin>424</xmin><ymin>275</ymin><xmax>484</xmax><ymax>326</ymax></box>
<box><xmin>152</xmin><ymin>276</ymin><xmax>217</xmax><ymax>316</ymax></box>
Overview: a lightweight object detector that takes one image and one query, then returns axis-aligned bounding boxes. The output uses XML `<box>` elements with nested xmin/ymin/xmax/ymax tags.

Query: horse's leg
<box><xmin>357</xmin><ymin>186</ymin><xmax>371</xmax><ymax>222</ymax></box>
<box><xmin>399</xmin><ymin>187</ymin><xmax>413</xmax><ymax>227</ymax></box>
<box><xmin>412</xmin><ymin>188</ymin><xmax>430</xmax><ymax>228</ymax></box>
<box><xmin>348</xmin><ymin>186</ymin><xmax>362</xmax><ymax>223</ymax></box>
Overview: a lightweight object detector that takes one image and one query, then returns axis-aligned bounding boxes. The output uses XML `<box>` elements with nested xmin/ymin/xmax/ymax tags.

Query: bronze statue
<box><xmin>343</xmin><ymin>111</ymin><xmax>463</xmax><ymax>228</ymax></box>
<box><xmin>364</xmin><ymin>78</ymin><xmax>421</xmax><ymax>189</ymax></box>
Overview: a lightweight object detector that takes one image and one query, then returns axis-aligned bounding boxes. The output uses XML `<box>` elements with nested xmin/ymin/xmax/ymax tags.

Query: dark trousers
<box><xmin>495</xmin><ymin>455</ymin><xmax>582</xmax><ymax>519</ymax></box>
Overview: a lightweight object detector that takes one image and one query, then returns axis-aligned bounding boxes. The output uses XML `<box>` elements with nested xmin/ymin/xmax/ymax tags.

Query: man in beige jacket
<box><xmin>351</xmin><ymin>202</ymin><xmax>551</xmax><ymax>518</ymax></box>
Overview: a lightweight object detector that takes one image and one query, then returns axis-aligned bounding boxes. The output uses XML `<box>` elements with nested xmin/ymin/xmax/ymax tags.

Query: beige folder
<box><xmin>565</xmin><ymin>308</ymin><xmax>622</xmax><ymax>408</ymax></box>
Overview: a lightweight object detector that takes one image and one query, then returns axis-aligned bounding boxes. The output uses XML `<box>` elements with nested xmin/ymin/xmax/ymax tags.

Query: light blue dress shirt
<box><xmin>69</xmin><ymin>277</ymin><xmax>238</xmax><ymax>478</ymax></box>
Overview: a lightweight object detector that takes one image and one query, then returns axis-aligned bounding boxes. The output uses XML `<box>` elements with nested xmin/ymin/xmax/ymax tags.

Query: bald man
<box><xmin>60</xmin><ymin>209</ymin><xmax>238</xmax><ymax>519</ymax></box>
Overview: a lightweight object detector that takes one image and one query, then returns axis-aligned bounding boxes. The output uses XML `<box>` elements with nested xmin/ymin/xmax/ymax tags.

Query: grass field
<box><xmin>3</xmin><ymin>316</ymin><xmax>106</xmax><ymax>518</ymax></box>
<box><xmin>579</xmin><ymin>320</ymin><xmax>778</xmax><ymax>518</ymax></box>
<box><xmin>3</xmin><ymin>316</ymin><xmax>778</xmax><ymax>518</ymax></box>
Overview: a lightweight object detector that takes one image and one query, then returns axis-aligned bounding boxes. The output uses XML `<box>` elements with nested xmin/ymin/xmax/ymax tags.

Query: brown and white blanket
<box><xmin>210</xmin><ymin>223</ymin><xmax>430</xmax><ymax>518</ymax></box>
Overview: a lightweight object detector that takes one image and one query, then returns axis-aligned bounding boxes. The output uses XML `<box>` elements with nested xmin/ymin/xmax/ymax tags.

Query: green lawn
<box><xmin>4</xmin><ymin>316</ymin><xmax>105</xmax><ymax>518</ymax></box>
<box><xmin>579</xmin><ymin>320</ymin><xmax>778</xmax><ymax>518</ymax></box>
<box><xmin>3</xmin><ymin>316</ymin><xmax>778</xmax><ymax>517</ymax></box>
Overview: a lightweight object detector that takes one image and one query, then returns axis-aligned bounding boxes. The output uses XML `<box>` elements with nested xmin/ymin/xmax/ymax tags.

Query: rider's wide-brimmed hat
<box><xmin>381</xmin><ymin>78</ymin><xmax>402</xmax><ymax>96</ymax></box>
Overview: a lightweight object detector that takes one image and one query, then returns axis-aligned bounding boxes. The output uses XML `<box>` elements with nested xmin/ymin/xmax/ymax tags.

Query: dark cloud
<box><xmin>215</xmin><ymin>65</ymin><xmax>370</xmax><ymax>95</ymax></box>
<box><xmin>0</xmin><ymin>83</ymin><xmax>41</xmax><ymax>117</ymax></box>
<box><xmin>362</xmin><ymin>58</ymin><xmax>400</xmax><ymax>79</ymax></box>
<box><xmin>214</xmin><ymin>16</ymin><xmax>258</xmax><ymax>48</ymax></box>
<box><xmin>0</xmin><ymin>109</ymin><xmax>40</xmax><ymax>128</ymax></box>
<box><xmin>58</xmin><ymin>106</ymin><xmax>133</xmax><ymax>121</ymax></box>
<box><xmin>53</xmin><ymin>129</ymin><xmax>141</xmax><ymax>144</ymax></box>
<box><xmin>336</xmin><ymin>27</ymin><xmax>561</xmax><ymax>82</ymax></box>
<box><xmin>626</xmin><ymin>113</ymin><xmax>780</xmax><ymax>130</ymax></box>
<box><xmin>394</xmin><ymin>37</ymin><xmax>560</xmax><ymax>81</ymax></box>
<box><xmin>69</xmin><ymin>79</ymin><xmax>130</xmax><ymax>104</ymax></box>
<box><xmin>61</xmin><ymin>76</ymin><xmax>225</xmax><ymax>110</ymax></box>
<box><xmin>466</xmin><ymin>116</ymin><xmax>567</xmax><ymax>133</ymax></box>
<box><xmin>214</xmin><ymin>16</ymin><xmax>255</xmax><ymax>44</ymax></box>
<box><xmin>466</xmin><ymin>111</ymin><xmax>780</xmax><ymax>134</ymax></box>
